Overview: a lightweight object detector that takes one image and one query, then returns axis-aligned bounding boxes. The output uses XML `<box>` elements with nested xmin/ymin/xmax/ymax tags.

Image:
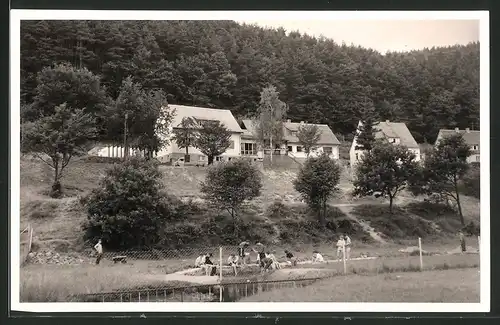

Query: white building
<box><xmin>240</xmin><ymin>119</ymin><xmax>341</xmax><ymax>160</ymax></box>
<box><xmin>434</xmin><ymin>128</ymin><xmax>480</xmax><ymax>163</ymax></box>
<box><xmin>349</xmin><ymin>120</ymin><xmax>421</xmax><ymax>167</ymax></box>
<box><xmin>89</xmin><ymin>104</ymin><xmax>244</xmax><ymax>164</ymax></box>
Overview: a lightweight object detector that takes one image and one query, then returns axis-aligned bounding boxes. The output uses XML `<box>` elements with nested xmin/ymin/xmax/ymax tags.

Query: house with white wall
<box><xmin>240</xmin><ymin>119</ymin><xmax>340</xmax><ymax>160</ymax></box>
<box><xmin>89</xmin><ymin>104</ymin><xmax>244</xmax><ymax>164</ymax></box>
<box><xmin>349</xmin><ymin>120</ymin><xmax>420</xmax><ymax>167</ymax></box>
<box><xmin>434</xmin><ymin>128</ymin><xmax>480</xmax><ymax>163</ymax></box>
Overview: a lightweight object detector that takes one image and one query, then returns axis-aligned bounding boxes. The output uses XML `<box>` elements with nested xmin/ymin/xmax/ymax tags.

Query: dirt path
<box><xmin>334</xmin><ymin>204</ymin><xmax>387</xmax><ymax>244</ymax></box>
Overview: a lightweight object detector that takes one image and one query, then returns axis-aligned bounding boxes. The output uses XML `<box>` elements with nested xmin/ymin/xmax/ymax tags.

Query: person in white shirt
<box><xmin>312</xmin><ymin>251</ymin><xmax>325</xmax><ymax>263</ymax></box>
<box><xmin>344</xmin><ymin>234</ymin><xmax>352</xmax><ymax>260</ymax></box>
<box><xmin>94</xmin><ymin>239</ymin><xmax>103</xmax><ymax>265</ymax></box>
<box><xmin>336</xmin><ymin>237</ymin><xmax>345</xmax><ymax>261</ymax></box>
<box><xmin>227</xmin><ymin>254</ymin><xmax>240</xmax><ymax>275</ymax></box>
<box><xmin>195</xmin><ymin>253</ymin><xmax>206</xmax><ymax>267</ymax></box>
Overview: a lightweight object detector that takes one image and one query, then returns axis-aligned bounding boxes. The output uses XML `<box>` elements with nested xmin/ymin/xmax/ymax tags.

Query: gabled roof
<box><xmin>373</xmin><ymin>121</ymin><xmax>419</xmax><ymax>148</ymax></box>
<box><xmin>167</xmin><ymin>104</ymin><xmax>243</xmax><ymax>133</ymax></box>
<box><xmin>436</xmin><ymin>129</ymin><xmax>480</xmax><ymax>146</ymax></box>
<box><xmin>241</xmin><ymin>119</ymin><xmax>340</xmax><ymax>145</ymax></box>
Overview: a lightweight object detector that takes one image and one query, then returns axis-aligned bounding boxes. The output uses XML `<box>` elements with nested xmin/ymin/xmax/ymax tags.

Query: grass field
<box><xmin>241</xmin><ymin>268</ymin><xmax>480</xmax><ymax>302</ymax></box>
<box><xmin>20</xmin><ymin>248</ymin><xmax>479</xmax><ymax>302</ymax></box>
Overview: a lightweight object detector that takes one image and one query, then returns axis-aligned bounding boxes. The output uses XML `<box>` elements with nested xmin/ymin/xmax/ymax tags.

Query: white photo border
<box><xmin>9</xmin><ymin>9</ymin><xmax>490</xmax><ymax>313</ymax></box>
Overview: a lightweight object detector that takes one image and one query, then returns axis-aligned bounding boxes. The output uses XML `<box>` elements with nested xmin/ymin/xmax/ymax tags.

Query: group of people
<box><xmin>193</xmin><ymin>235</ymin><xmax>353</xmax><ymax>276</ymax></box>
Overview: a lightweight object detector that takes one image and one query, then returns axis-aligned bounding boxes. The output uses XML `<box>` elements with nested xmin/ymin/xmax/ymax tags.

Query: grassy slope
<box><xmin>20</xmin><ymin>155</ymin><xmax>480</xmax><ymax>251</ymax></box>
<box><xmin>241</xmin><ymin>268</ymin><xmax>480</xmax><ymax>302</ymax></box>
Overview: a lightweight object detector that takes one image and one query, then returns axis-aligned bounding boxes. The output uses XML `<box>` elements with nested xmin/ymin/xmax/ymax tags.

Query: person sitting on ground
<box><xmin>284</xmin><ymin>250</ymin><xmax>297</xmax><ymax>266</ymax></box>
<box><xmin>312</xmin><ymin>251</ymin><xmax>325</xmax><ymax>263</ymax></box>
<box><xmin>227</xmin><ymin>254</ymin><xmax>239</xmax><ymax>276</ymax></box>
<box><xmin>344</xmin><ymin>234</ymin><xmax>352</xmax><ymax>260</ymax></box>
<box><xmin>204</xmin><ymin>253</ymin><xmax>217</xmax><ymax>276</ymax></box>
<box><xmin>265</xmin><ymin>251</ymin><xmax>281</xmax><ymax>270</ymax></box>
<box><xmin>195</xmin><ymin>253</ymin><xmax>206</xmax><ymax>268</ymax></box>
<box><xmin>336</xmin><ymin>236</ymin><xmax>345</xmax><ymax>260</ymax></box>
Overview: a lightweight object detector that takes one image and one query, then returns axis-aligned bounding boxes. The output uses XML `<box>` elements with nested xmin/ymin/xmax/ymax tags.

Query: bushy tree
<box><xmin>253</xmin><ymin>85</ymin><xmax>288</xmax><ymax>164</ymax></box>
<box><xmin>194</xmin><ymin>120</ymin><xmax>231</xmax><ymax>165</ymax></box>
<box><xmin>83</xmin><ymin>158</ymin><xmax>172</xmax><ymax>249</ymax></box>
<box><xmin>22</xmin><ymin>103</ymin><xmax>98</xmax><ymax>197</ymax></box>
<box><xmin>172</xmin><ymin>117</ymin><xmax>197</xmax><ymax>162</ymax></box>
<box><xmin>22</xmin><ymin>63</ymin><xmax>110</xmax><ymax>131</ymax></box>
<box><xmin>297</xmin><ymin>123</ymin><xmax>321</xmax><ymax>157</ymax></box>
<box><xmin>294</xmin><ymin>153</ymin><xmax>341</xmax><ymax>225</ymax></box>
<box><xmin>411</xmin><ymin>134</ymin><xmax>471</xmax><ymax>225</ymax></box>
<box><xmin>200</xmin><ymin>159</ymin><xmax>262</xmax><ymax>230</ymax></box>
<box><xmin>353</xmin><ymin>142</ymin><xmax>419</xmax><ymax>213</ymax></box>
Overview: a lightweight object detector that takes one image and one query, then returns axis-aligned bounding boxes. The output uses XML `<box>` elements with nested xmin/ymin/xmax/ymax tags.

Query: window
<box><xmin>287</xmin><ymin>146</ymin><xmax>293</xmax><ymax>152</ymax></box>
<box><xmin>472</xmin><ymin>145</ymin><xmax>479</xmax><ymax>150</ymax></box>
<box><xmin>323</xmin><ymin>147</ymin><xmax>333</xmax><ymax>154</ymax></box>
<box><xmin>216</xmin><ymin>156</ymin><xmax>223</xmax><ymax>162</ymax></box>
<box><xmin>229</xmin><ymin>141</ymin><xmax>235</xmax><ymax>149</ymax></box>
<box><xmin>241</xmin><ymin>143</ymin><xmax>257</xmax><ymax>155</ymax></box>
<box><xmin>296</xmin><ymin>146</ymin><xmax>303</xmax><ymax>152</ymax></box>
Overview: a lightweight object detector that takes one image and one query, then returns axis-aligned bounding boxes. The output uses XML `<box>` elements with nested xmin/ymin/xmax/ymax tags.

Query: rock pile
<box><xmin>26</xmin><ymin>250</ymin><xmax>89</xmax><ymax>265</ymax></box>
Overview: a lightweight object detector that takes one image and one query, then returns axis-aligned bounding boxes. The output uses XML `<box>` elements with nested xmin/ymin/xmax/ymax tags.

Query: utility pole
<box><xmin>123</xmin><ymin>113</ymin><xmax>128</xmax><ymax>160</ymax></box>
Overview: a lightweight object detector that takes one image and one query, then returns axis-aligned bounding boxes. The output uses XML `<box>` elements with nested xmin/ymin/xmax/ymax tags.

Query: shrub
<box><xmin>83</xmin><ymin>158</ymin><xmax>176</xmax><ymax>250</ymax></box>
<box><xmin>460</xmin><ymin>164</ymin><xmax>480</xmax><ymax>199</ymax></box>
<box><xmin>265</xmin><ymin>200</ymin><xmax>292</xmax><ymax>219</ymax></box>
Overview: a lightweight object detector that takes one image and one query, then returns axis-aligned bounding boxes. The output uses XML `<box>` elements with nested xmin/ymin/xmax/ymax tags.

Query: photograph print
<box><xmin>11</xmin><ymin>10</ymin><xmax>489</xmax><ymax>313</ymax></box>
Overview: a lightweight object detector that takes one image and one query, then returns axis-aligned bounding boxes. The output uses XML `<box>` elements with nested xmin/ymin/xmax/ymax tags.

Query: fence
<box><xmin>20</xmin><ymin>224</ymin><xmax>33</xmax><ymax>267</ymax></box>
<box><xmin>23</xmin><ymin>237</ymin><xmax>480</xmax><ymax>302</ymax></box>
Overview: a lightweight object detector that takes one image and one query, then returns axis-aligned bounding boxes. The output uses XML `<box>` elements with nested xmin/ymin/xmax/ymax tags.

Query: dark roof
<box><xmin>436</xmin><ymin>129</ymin><xmax>480</xmax><ymax>146</ymax></box>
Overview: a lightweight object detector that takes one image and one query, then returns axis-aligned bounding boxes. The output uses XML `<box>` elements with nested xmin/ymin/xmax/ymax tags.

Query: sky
<box><xmin>236</xmin><ymin>20</ymin><xmax>480</xmax><ymax>53</ymax></box>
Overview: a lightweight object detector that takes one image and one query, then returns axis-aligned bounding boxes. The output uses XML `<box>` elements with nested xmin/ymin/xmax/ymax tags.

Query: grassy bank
<box><xmin>241</xmin><ymin>268</ymin><xmax>480</xmax><ymax>302</ymax></box>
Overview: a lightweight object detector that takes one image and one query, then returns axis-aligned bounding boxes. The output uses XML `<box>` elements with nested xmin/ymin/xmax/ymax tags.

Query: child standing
<box><xmin>336</xmin><ymin>236</ymin><xmax>345</xmax><ymax>261</ymax></box>
<box><xmin>94</xmin><ymin>239</ymin><xmax>103</xmax><ymax>265</ymax></box>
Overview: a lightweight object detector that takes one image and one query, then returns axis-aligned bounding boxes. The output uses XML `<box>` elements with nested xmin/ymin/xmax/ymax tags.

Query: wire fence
<box><xmin>22</xmin><ymin>237</ymin><xmax>481</xmax><ymax>302</ymax></box>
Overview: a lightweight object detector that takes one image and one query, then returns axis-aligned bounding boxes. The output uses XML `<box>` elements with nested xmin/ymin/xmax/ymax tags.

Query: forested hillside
<box><xmin>21</xmin><ymin>20</ymin><xmax>479</xmax><ymax>143</ymax></box>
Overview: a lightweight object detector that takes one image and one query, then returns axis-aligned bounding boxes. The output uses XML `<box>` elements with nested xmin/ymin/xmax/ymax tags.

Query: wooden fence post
<box><xmin>418</xmin><ymin>237</ymin><xmax>423</xmax><ymax>271</ymax></box>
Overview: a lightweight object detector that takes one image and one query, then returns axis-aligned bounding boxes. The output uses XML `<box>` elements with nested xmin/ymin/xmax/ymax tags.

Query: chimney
<box><xmin>286</xmin><ymin>119</ymin><xmax>291</xmax><ymax>123</ymax></box>
<box><xmin>300</xmin><ymin>121</ymin><xmax>304</xmax><ymax>124</ymax></box>
<box><xmin>386</xmin><ymin>120</ymin><xmax>390</xmax><ymax>123</ymax></box>
<box><xmin>465</xmin><ymin>128</ymin><xmax>470</xmax><ymax>133</ymax></box>
<box><xmin>455</xmin><ymin>127</ymin><xmax>460</xmax><ymax>132</ymax></box>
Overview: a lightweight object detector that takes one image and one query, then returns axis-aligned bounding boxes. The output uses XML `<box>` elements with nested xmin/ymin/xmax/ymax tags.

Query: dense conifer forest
<box><xmin>21</xmin><ymin>20</ymin><xmax>479</xmax><ymax>143</ymax></box>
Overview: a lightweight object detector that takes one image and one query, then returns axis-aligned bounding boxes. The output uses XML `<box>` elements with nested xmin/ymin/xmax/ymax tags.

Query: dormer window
<box><xmin>388</xmin><ymin>138</ymin><xmax>400</xmax><ymax>144</ymax></box>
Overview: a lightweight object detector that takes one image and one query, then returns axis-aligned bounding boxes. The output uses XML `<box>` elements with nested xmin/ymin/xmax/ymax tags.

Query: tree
<box><xmin>83</xmin><ymin>158</ymin><xmax>173</xmax><ymax>250</ymax></box>
<box><xmin>21</xmin><ymin>103</ymin><xmax>98</xmax><ymax>197</ymax></box>
<box><xmin>253</xmin><ymin>85</ymin><xmax>288</xmax><ymax>165</ymax></box>
<box><xmin>194</xmin><ymin>120</ymin><xmax>231</xmax><ymax>165</ymax></box>
<box><xmin>172</xmin><ymin>117</ymin><xmax>197</xmax><ymax>162</ymax></box>
<box><xmin>353</xmin><ymin>142</ymin><xmax>419</xmax><ymax>213</ymax></box>
<box><xmin>297</xmin><ymin>123</ymin><xmax>321</xmax><ymax>158</ymax></box>
<box><xmin>200</xmin><ymin>159</ymin><xmax>262</xmax><ymax>230</ymax></box>
<box><xmin>293</xmin><ymin>153</ymin><xmax>341</xmax><ymax>225</ymax></box>
<box><xmin>414</xmin><ymin>134</ymin><xmax>471</xmax><ymax>225</ymax></box>
<box><xmin>355</xmin><ymin>98</ymin><xmax>380</xmax><ymax>151</ymax></box>
<box><xmin>22</xmin><ymin>63</ymin><xmax>110</xmax><ymax>133</ymax></box>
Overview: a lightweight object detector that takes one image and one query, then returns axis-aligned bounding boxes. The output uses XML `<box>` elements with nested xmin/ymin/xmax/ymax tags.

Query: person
<box><xmin>344</xmin><ymin>234</ymin><xmax>352</xmax><ymax>260</ymax></box>
<box><xmin>336</xmin><ymin>236</ymin><xmax>345</xmax><ymax>261</ymax></box>
<box><xmin>94</xmin><ymin>239</ymin><xmax>103</xmax><ymax>265</ymax></box>
<box><xmin>238</xmin><ymin>241</ymin><xmax>250</xmax><ymax>265</ymax></box>
<box><xmin>227</xmin><ymin>254</ymin><xmax>239</xmax><ymax>276</ymax></box>
<box><xmin>265</xmin><ymin>251</ymin><xmax>281</xmax><ymax>269</ymax></box>
<box><xmin>459</xmin><ymin>231</ymin><xmax>467</xmax><ymax>253</ymax></box>
<box><xmin>253</xmin><ymin>242</ymin><xmax>266</xmax><ymax>265</ymax></box>
<box><xmin>204</xmin><ymin>253</ymin><xmax>217</xmax><ymax>276</ymax></box>
<box><xmin>312</xmin><ymin>251</ymin><xmax>325</xmax><ymax>263</ymax></box>
<box><xmin>195</xmin><ymin>253</ymin><xmax>206</xmax><ymax>267</ymax></box>
<box><xmin>285</xmin><ymin>250</ymin><xmax>297</xmax><ymax>266</ymax></box>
